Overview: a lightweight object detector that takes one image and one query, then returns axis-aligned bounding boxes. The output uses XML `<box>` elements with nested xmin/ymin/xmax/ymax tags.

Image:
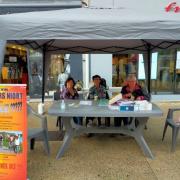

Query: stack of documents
<box><xmin>109</xmin><ymin>94</ymin><xmax>122</xmax><ymax>105</ymax></box>
<box><xmin>134</xmin><ymin>100</ymin><xmax>152</xmax><ymax>111</ymax></box>
<box><xmin>108</xmin><ymin>100</ymin><xmax>152</xmax><ymax>111</ymax></box>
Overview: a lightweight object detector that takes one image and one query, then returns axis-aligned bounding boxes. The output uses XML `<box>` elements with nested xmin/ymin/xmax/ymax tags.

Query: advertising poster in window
<box><xmin>151</xmin><ymin>52</ymin><xmax>158</xmax><ymax>80</ymax></box>
<box><xmin>138</xmin><ymin>54</ymin><xmax>145</xmax><ymax>80</ymax></box>
<box><xmin>176</xmin><ymin>51</ymin><xmax>180</xmax><ymax>69</ymax></box>
<box><xmin>0</xmin><ymin>84</ymin><xmax>27</xmax><ymax>180</ymax></box>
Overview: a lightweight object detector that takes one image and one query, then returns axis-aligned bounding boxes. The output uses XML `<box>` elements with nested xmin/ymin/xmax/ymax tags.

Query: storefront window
<box><xmin>153</xmin><ymin>50</ymin><xmax>175</xmax><ymax>93</ymax></box>
<box><xmin>112</xmin><ymin>54</ymin><xmax>138</xmax><ymax>87</ymax></box>
<box><xmin>28</xmin><ymin>49</ymin><xmax>43</xmax><ymax>98</ymax></box>
<box><xmin>175</xmin><ymin>51</ymin><xmax>180</xmax><ymax>93</ymax></box>
<box><xmin>138</xmin><ymin>53</ymin><xmax>158</xmax><ymax>91</ymax></box>
<box><xmin>28</xmin><ymin>52</ymin><xmax>69</xmax><ymax>98</ymax></box>
<box><xmin>46</xmin><ymin>54</ymin><xmax>64</xmax><ymax>95</ymax></box>
<box><xmin>1</xmin><ymin>44</ymin><xmax>28</xmax><ymax>87</ymax></box>
<box><xmin>111</xmin><ymin>51</ymin><xmax>180</xmax><ymax>94</ymax></box>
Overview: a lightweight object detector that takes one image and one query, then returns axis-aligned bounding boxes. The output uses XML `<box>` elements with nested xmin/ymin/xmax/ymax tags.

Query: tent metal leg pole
<box><xmin>42</xmin><ymin>46</ymin><xmax>46</xmax><ymax>103</ymax></box>
<box><xmin>147</xmin><ymin>44</ymin><xmax>151</xmax><ymax>95</ymax></box>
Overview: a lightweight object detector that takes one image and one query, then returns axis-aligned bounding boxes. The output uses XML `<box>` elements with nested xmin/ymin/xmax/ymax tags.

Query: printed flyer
<box><xmin>0</xmin><ymin>84</ymin><xmax>27</xmax><ymax>180</ymax></box>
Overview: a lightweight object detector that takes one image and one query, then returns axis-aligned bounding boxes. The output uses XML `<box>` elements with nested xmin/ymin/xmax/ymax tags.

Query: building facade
<box><xmin>0</xmin><ymin>0</ymin><xmax>81</xmax><ymax>14</ymax></box>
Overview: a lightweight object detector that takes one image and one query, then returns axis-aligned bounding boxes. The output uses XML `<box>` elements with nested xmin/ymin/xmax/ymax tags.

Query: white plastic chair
<box><xmin>53</xmin><ymin>91</ymin><xmax>63</xmax><ymax>131</ymax></box>
<box><xmin>27</xmin><ymin>104</ymin><xmax>50</xmax><ymax>155</ymax></box>
<box><xmin>162</xmin><ymin>108</ymin><xmax>180</xmax><ymax>152</ymax></box>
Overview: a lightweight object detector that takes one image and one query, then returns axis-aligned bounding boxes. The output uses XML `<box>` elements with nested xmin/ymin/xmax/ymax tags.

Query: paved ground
<box><xmin>28</xmin><ymin>102</ymin><xmax>180</xmax><ymax>180</ymax></box>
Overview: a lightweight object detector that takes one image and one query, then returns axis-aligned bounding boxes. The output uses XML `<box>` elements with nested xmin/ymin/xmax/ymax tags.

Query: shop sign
<box><xmin>0</xmin><ymin>84</ymin><xmax>27</xmax><ymax>180</ymax></box>
<box><xmin>165</xmin><ymin>2</ymin><xmax>180</xmax><ymax>12</ymax></box>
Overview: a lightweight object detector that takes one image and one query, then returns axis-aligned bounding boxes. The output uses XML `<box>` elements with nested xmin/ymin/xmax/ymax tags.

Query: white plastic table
<box><xmin>48</xmin><ymin>100</ymin><xmax>163</xmax><ymax>159</ymax></box>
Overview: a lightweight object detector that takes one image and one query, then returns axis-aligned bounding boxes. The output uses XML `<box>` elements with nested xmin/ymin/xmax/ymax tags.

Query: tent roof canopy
<box><xmin>1</xmin><ymin>0</ymin><xmax>180</xmax><ymax>53</ymax></box>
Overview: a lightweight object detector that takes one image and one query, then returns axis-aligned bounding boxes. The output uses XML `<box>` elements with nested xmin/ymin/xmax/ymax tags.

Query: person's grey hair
<box><xmin>127</xmin><ymin>74</ymin><xmax>137</xmax><ymax>81</ymax></box>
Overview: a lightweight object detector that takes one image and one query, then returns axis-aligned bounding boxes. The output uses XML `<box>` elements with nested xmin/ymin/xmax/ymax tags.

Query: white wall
<box><xmin>90</xmin><ymin>54</ymin><xmax>112</xmax><ymax>87</ymax></box>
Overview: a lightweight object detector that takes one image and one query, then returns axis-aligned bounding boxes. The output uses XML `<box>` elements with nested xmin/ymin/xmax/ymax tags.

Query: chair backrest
<box><xmin>27</xmin><ymin>104</ymin><xmax>34</xmax><ymax>116</ymax></box>
<box><xmin>167</xmin><ymin>108</ymin><xmax>180</xmax><ymax>121</ymax></box>
<box><xmin>100</xmin><ymin>78</ymin><xmax>109</xmax><ymax>99</ymax></box>
<box><xmin>100</xmin><ymin>78</ymin><xmax>107</xmax><ymax>88</ymax></box>
<box><xmin>53</xmin><ymin>91</ymin><xmax>61</xmax><ymax>101</ymax></box>
<box><xmin>27</xmin><ymin>104</ymin><xmax>47</xmax><ymax>129</ymax></box>
<box><xmin>27</xmin><ymin>104</ymin><xmax>41</xmax><ymax>117</ymax></box>
<box><xmin>142</xmin><ymin>86</ymin><xmax>151</xmax><ymax>101</ymax></box>
<box><xmin>105</xmin><ymin>91</ymin><xmax>110</xmax><ymax>100</ymax></box>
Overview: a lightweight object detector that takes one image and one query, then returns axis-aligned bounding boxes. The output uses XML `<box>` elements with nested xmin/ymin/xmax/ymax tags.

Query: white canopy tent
<box><xmin>0</xmin><ymin>0</ymin><xmax>180</xmax><ymax>101</ymax></box>
<box><xmin>0</xmin><ymin>0</ymin><xmax>180</xmax><ymax>40</ymax></box>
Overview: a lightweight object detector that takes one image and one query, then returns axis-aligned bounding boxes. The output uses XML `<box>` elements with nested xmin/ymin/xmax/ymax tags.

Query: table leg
<box><xmin>133</xmin><ymin>118</ymin><xmax>154</xmax><ymax>159</ymax></box>
<box><xmin>134</xmin><ymin>133</ymin><xmax>154</xmax><ymax>159</ymax></box>
<box><xmin>56</xmin><ymin>117</ymin><xmax>74</xmax><ymax>159</ymax></box>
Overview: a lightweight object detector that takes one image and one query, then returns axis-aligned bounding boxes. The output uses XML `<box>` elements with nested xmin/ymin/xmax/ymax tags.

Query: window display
<box><xmin>48</xmin><ymin>54</ymin><xmax>65</xmax><ymax>93</ymax></box>
<box><xmin>1</xmin><ymin>44</ymin><xmax>28</xmax><ymax>86</ymax></box>
<box><xmin>28</xmin><ymin>50</ymin><xmax>43</xmax><ymax>98</ymax></box>
<box><xmin>155</xmin><ymin>50</ymin><xmax>175</xmax><ymax>92</ymax></box>
<box><xmin>112</xmin><ymin>54</ymin><xmax>138</xmax><ymax>87</ymax></box>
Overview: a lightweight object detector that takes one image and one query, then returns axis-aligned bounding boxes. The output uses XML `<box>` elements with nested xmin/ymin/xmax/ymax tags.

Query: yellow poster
<box><xmin>0</xmin><ymin>84</ymin><xmax>27</xmax><ymax>180</ymax></box>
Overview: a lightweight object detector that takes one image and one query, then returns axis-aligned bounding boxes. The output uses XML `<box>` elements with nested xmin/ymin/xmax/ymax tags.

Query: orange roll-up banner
<box><xmin>0</xmin><ymin>84</ymin><xmax>27</xmax><ymax>180</ymax></box>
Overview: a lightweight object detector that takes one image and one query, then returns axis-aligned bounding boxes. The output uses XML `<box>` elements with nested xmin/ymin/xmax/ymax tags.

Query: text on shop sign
<box><xmin>165</xmin><ymin>2</ymin><xmax>180</xmax><ymax>12</ymax></box>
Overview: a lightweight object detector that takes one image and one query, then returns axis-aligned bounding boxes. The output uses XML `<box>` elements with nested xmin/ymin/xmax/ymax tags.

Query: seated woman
<box><xmin>121</xmin><ymin>74</ymin><xmax>150</xmax><ymax>101</ymax></box>
<box><xmin>114</xmin><ymin>74</ymin><xmax>150</xmax><ymax>127</ymax></box>
<box><xmin>88</xmin><ymin>75</ymin><xmax>107</xmax><ymax>100</ymax></box>
<box><xmin>86</xmin><ymin>75</ymin><xmax>107</xmax><ymax>127</ymax></box>
<box><xmin>60</xmin><ymin>77</ymin><xmax>82</xmax><ymax>125</ymax></box>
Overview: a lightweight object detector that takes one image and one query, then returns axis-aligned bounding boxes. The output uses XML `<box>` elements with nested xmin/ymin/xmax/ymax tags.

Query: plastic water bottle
<box><xmin>38</xmin><ymin>103</ymin><xmax>44</xmax><ymax>114</ymax></box>
<box><xmin>60</xmin><ymin>100</ymin><xmax>66</xmax><ymax>110</ymax></box>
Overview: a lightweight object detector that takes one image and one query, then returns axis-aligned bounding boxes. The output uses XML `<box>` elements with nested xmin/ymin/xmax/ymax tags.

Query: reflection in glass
<box><xmin>175</xmin><ymin>51</ymin><xmax>180</xmax><ymax>93</ymax></box>
<box><xmin>28</xmin><ymin>50</ymin><xmax>43</xmax><ymax>98</ymax></box>
<box><xmin>112</xmin><ymin>54</ymin><xmax>138</xmax><ymax>87</ymax></box>
<box><xmin>151</xmin><ymin>50</ymin><xmax>175</xmax><ymax>93</ymax></box>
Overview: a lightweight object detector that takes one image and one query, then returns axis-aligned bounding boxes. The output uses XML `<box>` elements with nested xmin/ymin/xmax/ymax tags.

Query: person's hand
<box><xmin>125</xmin><ymin>93</ymin><xmax>131</xmax><ymax>98</ymax></box>
<box><xmin>131</xmin><ymin>95</ymin><xmax>135</xmax><ymax>100</ymax></box>
<box><xmin>136</xmin><ymin>97</ymin><xmax>141</xmax><ymax>100</ymax></box>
